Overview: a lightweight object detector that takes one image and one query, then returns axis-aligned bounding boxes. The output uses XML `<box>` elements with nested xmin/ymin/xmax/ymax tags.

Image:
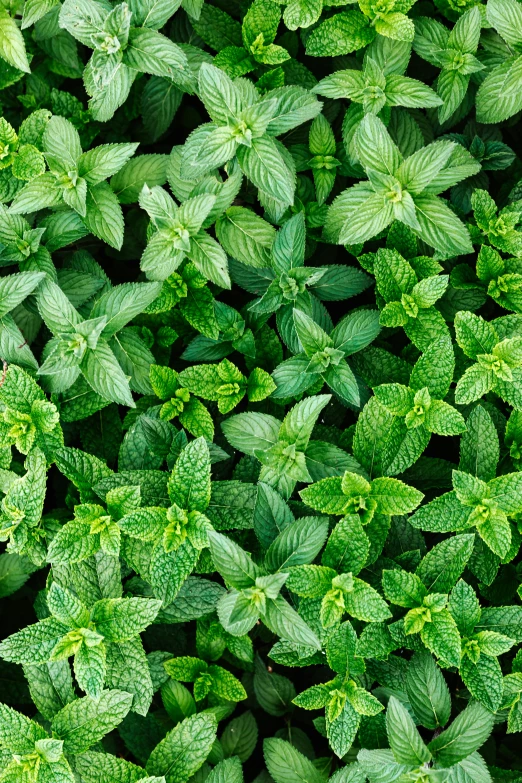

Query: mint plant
<box><xmin>359</xmin><ymin>693</ymin><xmax>494</xmax><ymax>782</ymax></box>
<box><xmin>410</xmin><ymin>465</ymin><xmax>522</xmax><ymax>558</ymax></box>
<box><xmin>148</xmin><ymin>362</ymin><xmax>215</xmax><ymax>439</ymax></box>
<box><xmin>2</xmin><ymin>0</ymin><xmax>522</xmax><ymax>777</ymax></box>
<box><xmin>59</xmin><ymin>0</ymin><xmax>189</xmax><ymax>121</ymax></box>
<box><xmin>476</xmin><ymin>0</ymin><xmax>522</xmax><ymax>124</ymax></box>
<box><xmin>36</xmin><ymin>277</ymin><xmax>161</xmax><ymax>407</ymax></box>
<box><xmin>383</xmin><ymin>565</ymin><xmax>463</xmax><ymax>666</ymax></box>
<box><xmin>181</xmin><ymin>63</ymin><xmax>321</xmax><ymax>212</ymax></box>
<box><xmin>449</xmin><ymin>578</ymin><xmax>516</xmax><ymax>710</ymax></box>
<box><xmin>413</xmin><ymin>7</ymin><xmax>484</xmax><ymax>125</ymax></box>
<box><xmin>293</xmin><ymin>621</ymin><xmax>383</xmax><ymax>757</ymax></box>
<box><xmin>271</xmin><ymin>308</ymin><xmax>381</xmax><ymax>406</ymax></box>
<box><xmin>229</xmin><ymin>211</ymin><xmax>372</xmax><ymax>353</ymax></box>
<box><xmin>211</xmin><ymin>0</ymin><xmax>290</xmax><ymax>76</ymax></box>
<box><xmin>325</xmin><ymin>114</ymin><xmax>479</xmax><ymax>256</ymax></box>
<box><xmin>209</xmin><ymin>527</ymin><xmax>324</xmax><ymax>649</ymax></box>
<box><xmin>0</xmin><ymin>581</ymin><xmax>161</xmax><ymax>700</ymax></box>
<box><xmin>117</xmin><ymin>437</ymin><xmax>216</xmax><ymax>604</ymax></box>
<box><xmin>0</xmin><ymin>364</ymin><xmax>63</xmax><ymax>461</ymax></box>
<box><xmin>221</xmin><ymin>394</ymin><xmax>331</xmax><ymax>497</ymax></box>
<box><xmin>364</xmin><ymin>247</ymin><xmax>450</xmax><ymax>349</ymax></box>
<box><xmin>0</xmin><ymin>690</ymin><xmax>134</xmax><ymax>782</ymax></box>
<box><xmin>0</xmin><ymin>117</ymin><xmax>45</xmax><ymax>181</ymax></box>
<box><xmin>471</xmin><ymin>188</ymin><xmax>522</xmax><ymax>255</ymax></box>
<box><xmin>472</xmin><ymin>245</ymin><xmax>522</xmax><ymax>312</ymax></box>
<box><xmin>314</xmin><ymin>40</ymin><xmax>442</xmax><ymax>146</ymax></box>
<box><xmin>373</xmin><ymin>336</ymin><xmax>466</xmax><ymax>461</ymax></box>
<box><xmin>163</xmin><ymin>654</ymin><xmax>247</xmax><ymax>702</ymax></box>
<box><xmin>138</xmin><ymin>184</ymin><xmax>231</xmax><ymax>288</ymax></box>
<box><xmin>454</xmin><ymin>310</ymin><xmax>522</xmax><ymax>408</ymax></box>
<box><xmin>10</xmin><ymin>115</ymin><xmax>138</xmax><ymax>249</ymax></box>
<box><xmin>290</xmin><ymin>115</ymin><xmax>341</xmax><ymax>206</ymax></box>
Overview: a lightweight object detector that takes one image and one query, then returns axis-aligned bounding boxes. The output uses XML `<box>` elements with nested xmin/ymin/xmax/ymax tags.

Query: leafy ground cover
<box><xmin>0</xmin><ymin>0</ymin><xmax>522</xmax><ymax>781</ymax></box>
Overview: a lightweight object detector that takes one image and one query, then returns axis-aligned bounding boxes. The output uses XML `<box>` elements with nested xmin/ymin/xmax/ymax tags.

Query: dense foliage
<box><xmin>2</xmin><ymin>0</ymin><xmax>522</xmax><ymax>780</ymax></box>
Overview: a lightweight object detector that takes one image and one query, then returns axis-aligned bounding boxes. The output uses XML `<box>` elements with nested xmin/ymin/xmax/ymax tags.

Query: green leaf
<box><xmin>421</xmin><ymin>609</ymin><xmax>462</xmax><ymax>668</ymax></box>
<box><xmin>208</xmin><ymin>530</ymin><xmax>261</xmax><ymax>588</ymax></box>
<box><xmin>344</xmin><ymin>578</ymin><xmax>392</xmax><ymax>623</ymax></box>
<box><xmin>0</xmin><ymin>554</ymin><xmax>34</xmax><ymax>598</ymax></box>
<box><xmin>476</xmin><ymin>56</ymin><xmax>522</xmax><ymax>124</ymax></box>
<box><xmin>91</xmin><ymin>597</ymin><xmax>161</xmax><ymax>641</ymax></box>
<box><xmin>124</xmin><ymin>28</ymin><xmax>187</xmax><ymax>78</ymax></box>
<box><xmin>198</xmin><ymin>62</ymin><xmax>241</xmax><ymax>124</ymax></box>
<box><xmin>216</xmin><ymin>207</ymin><xmax>275</xmax><ymax>269</ymax></box>
<box><xmin>221</xmin><ymin>712</ymin><xmax>258</xmax><ymax>762</ymax></box>
<box><xmin>487</xmin><ymin>0</ymin><xmax>522</xmax><ymax>47</ymax></box>
<box><xmin>81</xmin><ymin>341</ymin><xmax>135</xmax><ymax>407</ymax></box>
<box><xmin>105</xmin><ymin>637</ymin><xmax>154</xmax><ymax>716</ymax></box>
<box><xmin>460</xmin><ymin>653</ymin><xmax>503</xmax><ymax>712</ymax></box>
<box><xmin>306</xmin><ymin>11</ymin><xmax>375</xmax><ymax>57</ymax></box>
<box><xmin>188</xmin><ymin>231</ymin><xmax>230</xmax><ymax>289</ymax></box>
<box><xmin>427</xmin><ymin>701</ymin><xmax>494</xmax><ymax>766</ymax></box>
<box><xmin>168</xmin><ymin>437</ymin><xmax>211</xmax><ymax>512</ymax></box>
<box><xmin>383</xmin><ymin>568</ymin><xmax>427</xmax><ymax>608</ymax></box>
<box><xmin>322</xmin><ymin>515</ymin><xmax>370</xmax><ymax>575</ymax></box>
<box><xmin>327</xmin><ymin>699</ymin><xmax>360</xmax><ymax>758</ymax></box>
<box><xmin>262</xmin><ymin>596</ymin><xmax>322</xmax><ymax>649</ymax></box>
<box><xmin>0</xmin><ymin>10</ymin><xmax>30</xmax><ymax>72</ymax></box>
<box><xmin>412</xmin><ymin>194</ymin><xmax>473</xmax><ymax>256</ymax></box>
<box><xmin>265</xmin><ymin>516</ymin><xmax>329</xmax><ymax>572</ymax></box>
<box><xmin>222</xmin><ymin>411</ymin><xmax>281</xmax><ymax>456</ymax></box>
<box><xmin>51</xmin><ymin>689</ymin><xmax>133</xmax><ymax>754</ymax></box>
<box><xmin>385</xmin><ymin>695</ymin><xmax>431</xmax><ymax>765</ymax></box>
<box><xmin>91</xmin><ymin>282</ymin><xmax>163</xmax><ymax>338</ymax></box>
<box><xmin>55</xmin><ymin>446</ymin><xmax>113</xmax><ymax>503</ymax></box>
<box><xmin>0</xmin><ymin>271</ymin><xmax>45</xmax><ymax>318</ymax></box>
<box><xmin>459</xmin><ymin>405</ymin><xmax>499</xmax><ymax>482</ymax></box>
<box><xmin>370</xmin><ymin>477</ymin><xmax>424</xmax><ymax>515</ymax></box>
<box><xmin>358</xmin><ymin>749</ymin><xmax>409</xmax><ymax>783</ymax></box>
<box><xmin>78</xmin><ymin>143</ymin><xmax>138</xmax><ymax>186</ymax></box>
<box><xmin>264</xmin><ymin>737</ymin><xmax>324</xmax><ymax>783</ymax></box>
<box><xmin>409</xmin><ymin>491</ymin><xmax>472</xmax><ymax>534</ymax></box>
<box><xmin>192</xmin><ymin>4</ymin><xmax>242</xmax><ymax>50</ymax></box>
<box><xmin>205</xmin><ymin>758</ymin><xmax>243</xmax><ymax>783</ymax></box>
<box><xmin>406</xmin><ymin>651</ymin><xmax>451</xmax><ymax>730</ymax></box>
<box><xmin>237</xmin><ymin>136</ymin><xmax>295</xmax><ymax>206</ymax></box>
<box><xmin>111</xmin><ymin>154</ymin><xmax>168</xmax><ymax>203</ymax></box>
<box><xmin>74</xmin><ymin>752</ymin><xmax>146</xmax><ymax>783</ymax></box>
<box><xmin>84</xmin><ymin>182</ymin><xmax>125</xmax><ymax>250</ymax></box>
<box><xmin>416</xmin><ymin>534</ymin><xmax>474</xmax><ymax>594</ymax></box>
<box><xmin>146</xmin><ymin>713</ymin><xmax>217</xmax><ymax>782</ymax></box>
<box><xmin>0</xmin><ymin>701</ymin><xmax>47</xmax><ymax>751</ymax></box>
<box><xmin>206</xmin><ymin>480</ymin><xmax>257</xmax><ymax>531</ymax></box>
